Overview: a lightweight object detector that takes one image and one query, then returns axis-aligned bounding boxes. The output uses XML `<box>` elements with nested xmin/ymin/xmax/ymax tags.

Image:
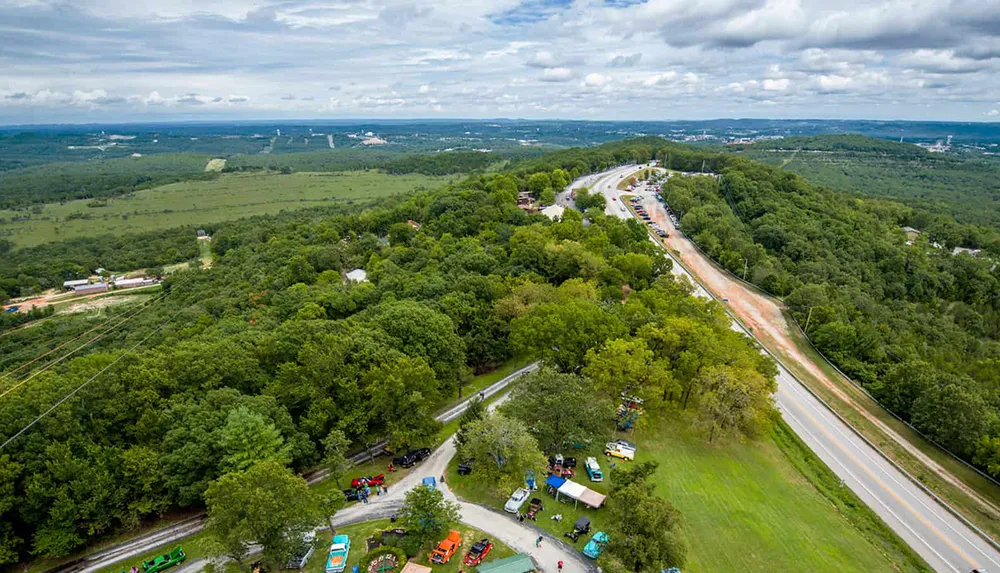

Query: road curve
<box><xmin>580</xmin><ymin>165</ymin><xmax>1000</xmax><ymax>573</ymax></box>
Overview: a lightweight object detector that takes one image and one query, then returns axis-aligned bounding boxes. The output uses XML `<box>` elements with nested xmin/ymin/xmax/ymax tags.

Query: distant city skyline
<box><xmin>2</xmin><ymin>0</ymin><xmax>999</xmax><ymax>124</ymax></box>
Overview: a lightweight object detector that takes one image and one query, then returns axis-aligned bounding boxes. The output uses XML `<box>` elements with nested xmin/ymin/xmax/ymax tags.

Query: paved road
<box><xmin>330</xmin><ymin>386</ymin><xmax>593</xmax><ymax>573</ymax></box>
<box><xmin>581</xmin><ymin>165</ymin><xmax>1000</xmax><ymax>573</ymax></box>
<box><xmin>75</xmin><ymin>364</ymin><xmax>540</xmax><ymax>573</ymax></box>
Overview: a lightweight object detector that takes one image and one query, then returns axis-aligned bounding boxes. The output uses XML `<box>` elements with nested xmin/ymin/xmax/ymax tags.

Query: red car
<box><xmin>463</xmin><ymin>539</ymin><xmax>493</xmax><ymax>566</ymax></box>
<box><xmin>350</xmin><ymin>474</ymin><xmax>385</xmax><ymax>488</ymax></box>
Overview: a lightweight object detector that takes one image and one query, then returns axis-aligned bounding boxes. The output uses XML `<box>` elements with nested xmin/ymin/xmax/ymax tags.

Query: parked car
<box><xmin>585</xmin><ymin>457</ymin><xmax>603</xmax><ymax>482</ymax></box>
<box><xmin>604</xmin><ymin>441</ymin><xmax>636</xmax><ymax>461</ymax></box>
<box><xmin>583</xmin><ymin>532</ymin><xmax>610</xmax><ymax>559</ymax></box>
<box><xmin>285</xmin><ymin>532</ymin><xmax>316</xmax><ymax>569</ymax></box>
<box><xmin>430</xmin><ymin>530</ymin><xmax>462</xmax><ymax>564</ymax></box>
<box><xmin>325</xmin><ymin>535</ymin><xmax>350</xmax><ymax>573</ymax></box>
<box><xmin>142</xmin><ymin>547</ymin><xmax>186</xmax><ymax>573</ymax></box>
<box><xmin>342</xmin><ymin>489</ymin><xmax>360</xmax><ymax>502</ymax></box>
<box><xmin>392</xmin><ymin>448</ymin><xmax>431</xmax><ymax>468</ymax></box>
<box><xmin>504</xmin><ymin>487</ymin><xmax>530</xmax><ymax>513</ymax></box>
<box><xmin>350</xmin><ymin>474</ymin><xmax>384</xmax><ymax>488</ymax></box>
<box><xmin>422</xmin><ymin>476</ymin><xmax>437</xmax><ymax>489</ymax></box>
<box><xmin>463</xmin><ymin>538</ymin><xmax>494</xmax><ymax>566</ymax></box>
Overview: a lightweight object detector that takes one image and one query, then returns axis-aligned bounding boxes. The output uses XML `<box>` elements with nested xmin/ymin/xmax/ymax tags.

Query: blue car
<box><xmin>582</xmin><ymin>531</ymin><xmax>609</xmax><ymax>559</ymax></box>
<box><xmin>422</xmin><ymin>476</ymin><xmax>437</xmax><ymax>489</ymax></box>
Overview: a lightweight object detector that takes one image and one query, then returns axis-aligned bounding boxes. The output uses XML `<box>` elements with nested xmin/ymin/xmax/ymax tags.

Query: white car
<box><xmin>604</xmin><ymin>440</ymin><xmax>636</xmax><ymax>461</ymax></box>
<box><xmin>504</xmin><ymin>487</ymin><xmax>530</xmax><ymax>513</ymax></box>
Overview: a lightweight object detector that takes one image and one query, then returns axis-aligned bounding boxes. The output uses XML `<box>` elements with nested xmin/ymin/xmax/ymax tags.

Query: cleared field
<box><xmin>0</xmin><ymin>171</ymin><xmax>453</xmax><ymax>248</ymax></box>
<box><xmin>448</xmin><ymin>413</ymin><xmax>928</xmax><ymax>573</ymax></box>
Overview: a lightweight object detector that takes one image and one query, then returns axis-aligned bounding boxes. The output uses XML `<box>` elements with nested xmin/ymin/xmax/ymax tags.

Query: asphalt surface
<box><xmin>582</xmin><ymin>165</ymin><xmax>1000</xmax><ymax>573</ymax></box>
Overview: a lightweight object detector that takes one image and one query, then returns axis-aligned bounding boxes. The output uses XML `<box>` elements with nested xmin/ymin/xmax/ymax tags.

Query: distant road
<box><xmin>583</xmin><ymin>165</ymin><xmax>1000</xmax><ymax>573</ymax></box>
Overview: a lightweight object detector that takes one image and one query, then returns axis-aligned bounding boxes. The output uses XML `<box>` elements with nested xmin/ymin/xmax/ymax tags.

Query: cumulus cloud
<box><xmin>762</xmin><ymin>78</ymin><xmax>790</xmax><ymax>91</ymax></box>
<box><xmin>606</xmin><ymin>53</ymin><xmax>642</xmax><ymax>68</ymax></box>
<box><xmin>540</xmin><ymin>67</ymin><xmax>574</xmax><ymax>82</ymax></box>
<box><xmin>988</xmin><ymin>109</ymin><xmax>1000</xmax><ymax>117</ymax></box>
<box><xmin>583</xmin><ymin>73</ymin><xmax>611</xmax><ymax>88</ymax></box>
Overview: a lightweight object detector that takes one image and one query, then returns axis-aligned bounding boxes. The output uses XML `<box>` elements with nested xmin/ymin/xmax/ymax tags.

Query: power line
<box><xmin>0</xmin><ymin>302</ymin><xmax>191</xmax><ymax>451</ymax></box>
<box><xmin>0</xmin><ymin>278</ymin><xmax>192</xmax><ymax>399</ymax></box>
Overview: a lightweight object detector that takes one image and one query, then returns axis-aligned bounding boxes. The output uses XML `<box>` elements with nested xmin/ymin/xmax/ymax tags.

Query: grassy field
<box><xmin>448</xmin><ymin>412</ymin><xmax>930</xmax><ymax>573</ymax></box>
<box><xmin>0</xmin><ymin>171</ymin><xmax>453</xmax><ymax>248</ymax></box>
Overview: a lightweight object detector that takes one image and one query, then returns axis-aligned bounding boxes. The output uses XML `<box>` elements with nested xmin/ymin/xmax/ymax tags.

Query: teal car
<box><xmin>141</xmin><ymin>546</ymin><xmax>186</xmax><ymax>573</ymax></box>
<box><xmin>582</xmin><ymin>531</ymin><xmax>609</xmax><ymax>559</ymax></box>
<box><xmin>325</xmin><ymin>535</ymin><xmax>350</xmax><ymax>573</ymax></box>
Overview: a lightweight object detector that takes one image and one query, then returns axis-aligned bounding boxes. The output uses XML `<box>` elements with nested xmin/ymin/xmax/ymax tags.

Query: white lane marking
<box><xmin>781</xmin><ymin>395</ymin><xmax>961</xmax><ymax>573</ymax></box>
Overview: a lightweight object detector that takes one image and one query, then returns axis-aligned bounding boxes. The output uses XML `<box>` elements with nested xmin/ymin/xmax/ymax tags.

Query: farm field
<box><xmin>448</xmin><ymin>413</ymin><xmax>928</xmax><ymax>573</ymax></box>
<box><xmin>0</xmin><ymin>171</ymin><xmax>454</xmax><ymax>248</ymax></box>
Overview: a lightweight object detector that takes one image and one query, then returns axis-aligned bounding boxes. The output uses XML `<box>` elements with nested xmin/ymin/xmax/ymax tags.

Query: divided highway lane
<box><xmin>579</xmin><ymin>166</ymin><xmax>1000</xmax><ymax>573</ymax></box>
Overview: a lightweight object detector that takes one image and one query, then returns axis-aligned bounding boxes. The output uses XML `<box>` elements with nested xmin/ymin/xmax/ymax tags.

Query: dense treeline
<box><xmin>0</xmin><ymin>154</ymin><xmax>216</xmax><ymax>209</ymax></box>
<box><xmin>661</xmin><ymin>155</ymin><xmax>1000</xmax><ymax>477</ymax></box>
<box><xmin>739</xmin><ymin>135</ymin><xmax>1000</xmax><ymax>229</ymax></box>
<box><xmin>0</xmin><ymin>139</ymin><xmax>778</xmax><ymax>565</ymax></box>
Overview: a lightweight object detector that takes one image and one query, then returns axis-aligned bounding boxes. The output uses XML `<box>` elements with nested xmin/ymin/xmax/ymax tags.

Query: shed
<box><xmin>114</xmin><ymin>277</ymin><xmax>156</xmax><ymax>289</ymax></box>
<box><xmin>63</xmin><ymin>279</ymin><xmax>90</xmax><ymax>290</ymax></box>
<box><xmin>74</xmin><ymin>282</ymin><xmax>108</xmax><ymax>295</ymax></box>
<box><xmin>477</xmin><ymin>554</ymin><xmax>536</xmax><ymax>573</ymax></box>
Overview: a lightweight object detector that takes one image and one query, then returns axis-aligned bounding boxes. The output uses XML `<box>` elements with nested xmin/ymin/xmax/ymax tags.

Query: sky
<box><xmin>1</xmin><ymin>0</ymin><xmax>999</xmax><ymax>124</ymax></box>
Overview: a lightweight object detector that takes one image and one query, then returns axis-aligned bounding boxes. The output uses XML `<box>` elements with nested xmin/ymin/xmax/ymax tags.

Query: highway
<box><xmin>579</xmin><ymin>165</ymin><xmax>1000</xmax><ymax>573</ymax></box>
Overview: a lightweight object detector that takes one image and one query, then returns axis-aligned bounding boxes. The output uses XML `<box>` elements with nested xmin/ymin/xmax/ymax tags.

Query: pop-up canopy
<box><xmin>555</xmin><ymin>479</ymin><xmax>606</xmax><ymax>508</ymax></box>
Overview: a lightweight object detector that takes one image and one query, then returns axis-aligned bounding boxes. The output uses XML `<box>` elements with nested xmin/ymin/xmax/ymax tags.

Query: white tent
<box><xmin>556</xmin><ymin>479</ymin><xmax>606</xmax><ymax>508</ymax></box>
<box><xmin>541</xmin><ymin>204</ymin><xmax>565</xmax><ymax>220</ymax></box>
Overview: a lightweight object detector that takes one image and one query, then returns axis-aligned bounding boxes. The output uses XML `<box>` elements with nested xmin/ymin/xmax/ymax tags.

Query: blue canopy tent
<box><xmin>545</xmin><ymin>474</ymin><xmax>566</xmax><ymax>490</ymax></box>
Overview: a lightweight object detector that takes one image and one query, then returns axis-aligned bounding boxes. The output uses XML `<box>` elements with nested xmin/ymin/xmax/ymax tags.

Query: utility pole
<box><xmin>804</xmin><ymin>307</ymin><xmax>814</xmax><ymax>335</ymax></box>
<box><xmin>742</xmin><ymin>259</ymin><xmax>748</xmax><ymax>281</ymax></box>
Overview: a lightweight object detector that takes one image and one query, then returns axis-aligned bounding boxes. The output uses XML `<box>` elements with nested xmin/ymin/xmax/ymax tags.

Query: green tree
<box><xmin>219</xmin><ymin>406</ymin><xmax>293</xmax><ymax>473</ymax></box>
<box><xmin>388</xmin><ymin>222</ymin><xmax>417</xmax><ymax>246</ymax></box>
<box><xmin>527</xmin><ymin>172</ymin><xmax>552</xmax><ymax>197</ymax></box>
<box><xmin>539</xmin><ymin>188</ymin><xmax>556</xmax><ymax>206</ymax></box>
<box><xmin>550</xmin><ymin>169</ymin><xmax>570</xmax><ymax>190</ymax></box>
<box><xmin>510</xmin><ymin>299</ymin><xmax>627</xmax><ymax>372</ymax></box>
<box><xmin>397</xmin><ymin>484</ymin><xmax>460</xmax><ymax>550</ymax></box>
<box><xmin>583</xmin><ymin>338</ymin><xmax>673</xmax><ymax>408</ymax></box>
<box><xmin>697</xmin><ymin>366</ymin><xmax>777</xmax><ymax>442</ymax></box>
<box><xmin>606</xmin><ymin>461</ymin><xmax>686</xmax><ymax>572</ymax></box>
<box><xmin>366</xmin><ymin>356</ymin><xmax>442</xmax><ymax>451</ymax></box>
<box><xmin>321</xmin><ymin>429</ymin><xmax>352</xmax><ymax>488</ymax></box>
<box><xmin>205</xmin><ymin>461</ymin><xmax>322</xmax><ymax>568</ymax></box>
<box><xmin>501</xmin><ymin>368</ymin><xmax>612</xmax><ymax>454</ymax></box>
<box><xmin>458</xmin><ymin>413</ymin><xmax>547</xmax><ymax>493</ymax></box>
<box><xmin>454</xmin><ymin>397</ymin><xmax>486</xmax><ymax>448</ymax></box>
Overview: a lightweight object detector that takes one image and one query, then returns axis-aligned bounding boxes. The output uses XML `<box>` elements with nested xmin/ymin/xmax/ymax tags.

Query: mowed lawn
<box><xmin>0</xmin><ymin>171</ymin><xmax>454</xmax><ymax>247</ymax></box>
<box><xmin>450</xmin><ymin>412</ymin><xmax>925</xmax><ymax>573</ymax></box>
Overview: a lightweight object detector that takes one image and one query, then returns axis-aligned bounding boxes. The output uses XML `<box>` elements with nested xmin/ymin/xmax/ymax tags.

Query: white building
<box><xmin>541</xmin><ymin>204</ymin><xmax>565</xmax><ymax>220</ymax></box>
<box><xmin>345</xmin><ymin>269</ymin><xmax>368</xmax><ymax>283</ymax></box>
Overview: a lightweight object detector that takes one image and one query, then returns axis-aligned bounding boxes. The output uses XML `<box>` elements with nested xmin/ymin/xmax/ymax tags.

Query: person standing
<box><xmin>557</xmin><ymin>561</ymin><xmax>563</xmax><ymax>572</ymax></box>
<box><xmin>535</xmin><ymin>536</ymin><xmax>542</xmax><ymax>548</ymax></box>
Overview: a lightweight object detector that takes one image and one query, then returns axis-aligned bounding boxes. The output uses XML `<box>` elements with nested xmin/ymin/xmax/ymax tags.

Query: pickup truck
<box><xmin>585</xmin><ymin>457</ymin><xmax>603</xmax><ymax>482</ymax></box>
<box><xmin>430</xmin><ymin>530</ymin><xmax>462</xmax><ymax>564</ymax></box>
<box><xmin>325</xmin><ymin>535</ymin><xmax>350</xmax><ymax>573</ymax></box>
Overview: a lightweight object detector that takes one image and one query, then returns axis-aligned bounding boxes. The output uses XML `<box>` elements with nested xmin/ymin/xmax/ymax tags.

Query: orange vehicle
<box><xmin>429</xmin><ymin>530</ymin><xmax>462</xmax><ymax>564</ymax></box>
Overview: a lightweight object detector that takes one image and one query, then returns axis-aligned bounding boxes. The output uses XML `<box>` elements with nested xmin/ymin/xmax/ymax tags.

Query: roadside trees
<box><xmin>606</xmin><ymin>461</ymin><xmax>686</xmax><ymax>573</ymax></box>
<box><xmin>205</xmin><ymin>461</ymin><xmax>322</xmax><ymax>568</ymax></box>
<box><xmin>457</xmin><ymin>413</ymin><xmax>547</xmax><ymax>494</ymax></box>
<box><xmin>501</xmin><ymin>368</ymin><xmax>611</xmax><ymax>454</ymax></box>
<box><xmin>321</xmin><ymin>429</ymin><xmax>352</xmax><ymax>488</ymax></box>
<box><xmin>397</xmin><ymin>485</ymin><xmax>460</xmax><ymax>551</ymax></box>
<box><xmin>697</xmin><ymin>366</ymin><xmax>777</xmax><ymax>442</ymax></box>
